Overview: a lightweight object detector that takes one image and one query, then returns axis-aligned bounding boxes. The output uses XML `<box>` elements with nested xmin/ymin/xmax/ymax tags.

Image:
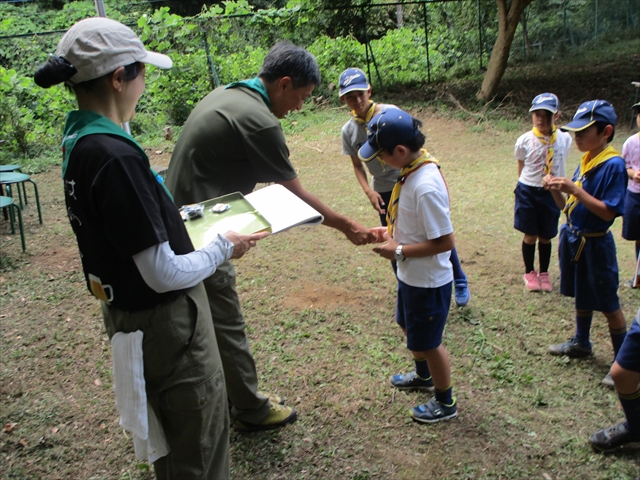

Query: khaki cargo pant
<box><xmin>102</xmin><ymin>282</ymin><xmax>229</xmax><ymax>480</ymax></box>
<box><xmin>203</xmin><ymin>260</ymin><xmax>271</xmax><ymax>424</ymax></box>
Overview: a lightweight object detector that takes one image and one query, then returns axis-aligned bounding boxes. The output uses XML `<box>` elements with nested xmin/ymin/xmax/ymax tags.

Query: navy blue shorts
<box><xmin>396</xmin><ymin>280</ymin><xmax>452</xmax><ymax>352</ymax></box>
<box><xmin>558</xmin><ymin>224</ymin><xmax>620</xmax><ymax>312</ymax></box>
<box><xmin>514</xmin><ymin>182</ymin><xmax>561</xmax><ymax>239</ymax></box>
<box><xmin>622</xmin><ymin>190</ymin><xmax>640</xmax><ymax>241</ymax></box>
<box><xmin>616</xmin><ymin>311</ymin><xmax>640</xmax><ymax>373</ymax></box>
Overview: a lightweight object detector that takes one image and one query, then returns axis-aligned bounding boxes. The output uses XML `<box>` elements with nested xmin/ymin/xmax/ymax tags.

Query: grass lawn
<box><xmin>1</xmin><ymin>106</ymin><xmax>639</xmax><ymax>479</ymax></box>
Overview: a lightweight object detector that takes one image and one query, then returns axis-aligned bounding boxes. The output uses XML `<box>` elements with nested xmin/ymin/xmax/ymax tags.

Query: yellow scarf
<box><xmin>532</xmin><ymin>125</ymin><xmax>557</xmax><ymax>175</ymax></box>
<box><xmin>387</xmin><ymin>149</ymin><xmax>440</xmax><ymax>237</ymax></box>
<box><xmin>353</xmin><ymin>101</ymin><xmax>387</xmax><ymax>170</ymax></box>
<box><xmin>564</xmin><ymin>145</ymin><xmax>621</xmax><ymax>218</ymax></box>
<box><xmin>352</xmin><ymin>101</ymin><xmax>376</xmax><ymax>125</ymax></box>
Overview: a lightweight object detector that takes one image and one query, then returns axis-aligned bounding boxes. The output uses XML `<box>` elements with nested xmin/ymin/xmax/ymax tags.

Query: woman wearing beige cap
<box><xmin>34</xmin><ymin>17</ymin><xmax>266</xmax><ymax>479</ymax></box>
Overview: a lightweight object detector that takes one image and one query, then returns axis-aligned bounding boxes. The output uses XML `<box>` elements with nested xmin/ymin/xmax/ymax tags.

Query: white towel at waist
<box><xmin>111</xmin><ymin>330</ymin><xmax>170</xmax><ymax>463</ymax></box>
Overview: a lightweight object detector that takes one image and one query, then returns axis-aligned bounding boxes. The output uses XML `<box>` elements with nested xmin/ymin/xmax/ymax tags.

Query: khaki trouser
<box><xmin>203</xmin><ymin>260</ymin><xmax>271</xmax><ymax>424</ymax></box>
<box><xmin>102</xmin><ymin>282</ymin><xmax>229</xmax><ymax>480</ymax></box>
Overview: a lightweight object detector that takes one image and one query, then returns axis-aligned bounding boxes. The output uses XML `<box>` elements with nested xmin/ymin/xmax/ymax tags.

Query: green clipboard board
<box><xmin>183</xmin><ymin>192</ymin><xmax>271</xmax><ymax>250</ymax></box>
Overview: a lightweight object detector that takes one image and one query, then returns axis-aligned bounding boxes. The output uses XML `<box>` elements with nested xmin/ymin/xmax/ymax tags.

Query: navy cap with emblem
<box><xmin>338</xmin><ymin>68</ymin><xmax>369</xmax><ymax>97</ymax></box>
<box><xmin>561</xmin><ymin>100</ymin><xmax>617</xmax><ymax>132</ymax></box>
<box><xmin>529</xmin><ymin>93</ymin><xmax>559</xmax><ymax>114</ymax></box>
<box><xmin>358</xmin><ymin>107</ymin><xmax>419</xmax><ymax>162</ymax></box>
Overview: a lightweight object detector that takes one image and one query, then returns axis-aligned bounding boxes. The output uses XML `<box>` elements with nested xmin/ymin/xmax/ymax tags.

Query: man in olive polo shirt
<box><xmin>166</xmin><ymin>41</ymin><xmax>374</xmax><ymax>431</ymax></box>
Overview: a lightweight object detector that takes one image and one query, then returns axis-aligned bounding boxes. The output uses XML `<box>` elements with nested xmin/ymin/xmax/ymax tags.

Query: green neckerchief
<box><xmin>61</xmin><ymin>110</ymin><xmax>173</xmax><ymax>201</ymax></box>
<box><xmin>225</xmin><ymin>77</ymin><xmax>271</xmax><ymax>108</ymax></box>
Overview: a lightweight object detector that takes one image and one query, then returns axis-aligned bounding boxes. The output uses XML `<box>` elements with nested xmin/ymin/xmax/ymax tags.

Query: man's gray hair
<box><xmin>259</xmin><ymin>41</ymin><xmax>321</xmax><ymax>89</ymax></box>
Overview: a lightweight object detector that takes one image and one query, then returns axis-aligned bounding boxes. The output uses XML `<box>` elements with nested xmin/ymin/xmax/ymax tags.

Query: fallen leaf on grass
<box><xmin>4</xmin><ymin>422</ymin><xmax>17</xmax><ymax>433</ymax></box>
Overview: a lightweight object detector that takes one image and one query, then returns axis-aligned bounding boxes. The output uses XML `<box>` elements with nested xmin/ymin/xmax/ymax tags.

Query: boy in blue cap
<box><xmin>514</xmin><ymin>93</ymin><xmax>572</xmax><ymax>292</ymax></box>
<box><xmin>543</xmin><ymin>100</ymin><xmax>628</xmax><ymax>388</ymax></box>
<box><xmin>360</xmin><ymin>107</ymin><xmax>457</xmax><ymax>423</ymax></box>
<box><xmin>589</xmin><ymin>308</ymin><xmax>640</xmax><ymax>451</ymax></box>
<box><xmin>338</xmin><ymin>67</ymin><xmax>470</xmax><ymax>307</ymax></box>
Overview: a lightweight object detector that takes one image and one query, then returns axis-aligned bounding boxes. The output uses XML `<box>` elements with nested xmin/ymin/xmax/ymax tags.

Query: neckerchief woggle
<box><xmin>225</xmin><ymin>77</ymin><xmax>271</xmax><ymax>108</ymax></box>
<box><xmin>564</xmin><ymin>144</ymin><xmax>620</xmax><ymax>218</ymax></box>
<box><xmin>532</xmin><ymin>125</ymin><xmax>556</xmax><ymax>175</ymax></box>
<box><xmin>61</xmin><ymin>110</ymin><xmax>173</xmax><ymax>201</ymax></box>
<box><xmin>386</xmin><ymin>149</ymin><xmax>441</xmax><ymax>237</ymax></box>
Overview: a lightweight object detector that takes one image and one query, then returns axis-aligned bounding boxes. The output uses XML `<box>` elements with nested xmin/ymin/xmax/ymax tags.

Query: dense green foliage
<box><xmin>0</xmin><ymin>0</ymin><xmax>638</xmax><ymax>171</ymax></box>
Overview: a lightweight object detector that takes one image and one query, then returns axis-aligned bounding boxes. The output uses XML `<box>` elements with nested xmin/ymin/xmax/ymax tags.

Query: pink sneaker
<box><xmin>523</xmin><ymin>271</ymin><xmax>541</xmax><ymax>291</ymax></box>
<box><xmin>538</xmin><ymin>272</ymin><xmax>552</xmax><ymax>292</ymax></box>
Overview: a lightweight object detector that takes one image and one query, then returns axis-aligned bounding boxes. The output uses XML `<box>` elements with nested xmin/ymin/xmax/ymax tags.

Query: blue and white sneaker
<box><xmin>454</xmin><ymin>279</ymin><xmax>470</xmax><ymax>307</ymax></box>
<box><xmin>410</xmin><ymin>397</ymin><xmax>457</xmax><ymax>424</ymax></box>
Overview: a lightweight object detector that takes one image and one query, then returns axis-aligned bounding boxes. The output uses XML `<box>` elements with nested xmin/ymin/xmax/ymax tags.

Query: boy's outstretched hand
<box><xmin>372</xmin><ymin>229</ymin><xmax>399</xmax><ymax>260</ymax></box>
<box><xmin>369</xmin><ymin>226</ymin><xmax>389</xmax><ymax>244</ymax></box>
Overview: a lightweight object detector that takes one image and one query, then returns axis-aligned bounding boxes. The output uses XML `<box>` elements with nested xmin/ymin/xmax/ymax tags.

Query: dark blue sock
<box><xmin>450</xmin><ymin>248</ymin><xmax>466</xmax><ymax>282</ymax></box>
<box><xmin>414</xmin><ymin>357</ymin><xmax>431</xmax><ymax>380</ymax></box>
<box><xmin>435</xmin><ymin>386</ymin><xmax>453</xmax><ymax>405</ymax></box>
<box><xmin>574</xmin><ymin>311</ymin><xmax>593</xmax><ymax>346</ymax></box>
<box><xmin>619</xmin><ymin>388</ymin><xmax>640</xmax><ymax>436</ymax></box>
<box><xmin>610</xmin><ymin>326</ymin><xmax>627</xmax><ymax>359</ymax></box>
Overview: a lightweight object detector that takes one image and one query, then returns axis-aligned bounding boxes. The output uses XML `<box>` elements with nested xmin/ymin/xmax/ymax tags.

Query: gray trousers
<box><xmin>203</xmin><ymin>260</ymin><xmax>271</xmax><ymax>424</ymax></box>
<box><xmin>102</xmin><ymin>283</ymin><xmax>229</xmax><ymax>480</ymax></box>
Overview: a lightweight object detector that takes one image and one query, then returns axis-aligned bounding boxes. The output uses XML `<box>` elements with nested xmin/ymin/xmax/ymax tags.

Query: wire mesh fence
<box><xmin>0</xmin><ymin>0</ymin><xmax>639</xmax><ymax>161</ymax></box>
<box><xmin>2</xmin><ymin>0</ymin><xmax>638</xmax><ymax>90</ymax></box>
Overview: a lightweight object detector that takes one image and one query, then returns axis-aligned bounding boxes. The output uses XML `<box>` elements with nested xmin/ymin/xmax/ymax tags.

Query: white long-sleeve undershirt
<box><xmin>132</xmin><ymin>234</ymin><xmax>233</xmax><ymax>293</ymax></box>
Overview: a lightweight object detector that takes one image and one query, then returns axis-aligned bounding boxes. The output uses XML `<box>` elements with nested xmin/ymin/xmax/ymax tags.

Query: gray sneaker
<box><xmin>548</xmin><ymin>337</ymin><xmax>592</xmax><ymax>358</ymax></box>
<box><xmin>601</xmin><ymin>372</ymin><xmax>614</xmax><ymax>389</ymax></box>
<box><xmin>410</xmin><ymin>397</ymin><xmax>458</xmax><ymax>424</ymax></box>
<box><xmin>390</xmin><ymin>371</ymin><xmax>434</xmax><ymax>392</ymax></box>
<box><xmin>590</xmin><ymin>422</ymin><xmax>640</xmax><ymax>452</ymax></box>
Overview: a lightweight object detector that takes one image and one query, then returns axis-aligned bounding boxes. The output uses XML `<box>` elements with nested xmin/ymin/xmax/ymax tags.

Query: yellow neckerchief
<box><xmin>387</xmin><ymin>149</ymin><xmax>440</xmax><ymax>237</ymax></box>
<box><xmin>564</xmin><ymin>144</ymin><xmax>621</xmax><ymax>218</ymax></box>
<box><xmin>352</xmin><ymin>101</ymin><xmax>376</xmax><ymax>125</ymax></box>
<box><xmin>532</xmin><ymin>125</ymin><xmax>557</xmax><ymax>175</ymax></box>
<box><xmin>353</xmin><ymin>101</ymin><xmax>387</xmax><ymax>170</ymax></box>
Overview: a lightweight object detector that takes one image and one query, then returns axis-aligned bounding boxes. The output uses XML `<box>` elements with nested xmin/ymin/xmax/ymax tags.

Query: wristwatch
<box><xmin>394</xmin><ymin>245</ymin><xmax>405</xmax><ymax>262</ymax></box>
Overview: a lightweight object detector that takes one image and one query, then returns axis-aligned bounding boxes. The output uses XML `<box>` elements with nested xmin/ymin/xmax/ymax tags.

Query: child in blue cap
<box><xmin>514</xmin><ymin>93</ymin><xmax>572</xmax><ymax>292</ymax></box>
<box><xmin>543</xmin><ymin>100</ymin><xmax>628</xmax><ymax>388</ymax></box>
<box><xmin>338</xmin><ymin>67</ymin><xmax>470</xmax><ymax>307</ymax></box>
<box><xmin>589</xmin><ymin>307</ymin><xmax>640</xmax><ymax>451</ymax></box>
<box><xmin>360</xmin><ymin>107</ymin><xmax>457</xmax><ymax>423</ymax></box>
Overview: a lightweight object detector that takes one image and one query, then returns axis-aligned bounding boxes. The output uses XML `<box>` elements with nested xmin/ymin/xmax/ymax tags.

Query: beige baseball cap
<box><xmin>56</xmin><ymin>17</ymin><xmax>172</xmax><ymax>85</ymax></box>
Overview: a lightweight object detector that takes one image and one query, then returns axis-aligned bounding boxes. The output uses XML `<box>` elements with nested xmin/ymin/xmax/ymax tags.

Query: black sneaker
<box><xmin>548</xmin><ymin>336</ymin><xmax>592</xmax><ymax>358</ymax></box>
<box><xmin>390</xmin><ymin>371</ymin><xmax>434</xmax><ymax>392</ymax></box>
<box><xmin>589</xmin><ymin>422</ymin><xmax>640</xmax><ymax>452</ymax></box>
<box><xmin>410</xmin><ymin>397</ymin><xmax>458</xmax><ymax>424</ymax></box>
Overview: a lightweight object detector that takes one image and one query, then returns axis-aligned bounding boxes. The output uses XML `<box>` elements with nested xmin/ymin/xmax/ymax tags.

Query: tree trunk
<box><xmin>477</xmin><ymin>0</ymin><xmax>535</xmax><ymax>101</ymax></box>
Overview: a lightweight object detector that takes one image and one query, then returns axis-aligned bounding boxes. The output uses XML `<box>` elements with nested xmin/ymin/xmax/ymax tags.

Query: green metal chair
<box><xmin>0</xmin><ymin>195</ymin><xmax>26</xmax><ymax>251</ymax></box>
<box><xmin>0</xmin><ymin>171</ymin><xmax>42</xmax><ymax>224</ymax></box>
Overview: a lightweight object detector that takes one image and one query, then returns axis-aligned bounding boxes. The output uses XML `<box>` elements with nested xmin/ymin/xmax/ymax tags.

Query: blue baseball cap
<box><xmin>358</xmin><ymin>107</ymin><xmax>419</xmax><ymax>162</ymax></box>
<box><xmin>561</xmin><ymin>100</ymin><xmax>617</xmax><ymax>131</ymax></box>
<box><xmin>529</xmin><ymin>93</ymin><xmax>559</xmax><ymax>114</ymax></box>
<box><xmin>338</xmin><ymin>68</ymin><xmax>369</xmax><ymax>97</ymax></box>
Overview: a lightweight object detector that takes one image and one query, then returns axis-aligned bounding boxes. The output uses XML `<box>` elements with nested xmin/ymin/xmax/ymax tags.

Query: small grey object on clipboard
<box><xmin>182</xmin><ymin>184</ymin><xmax>324</xmax><ymax>250</ymax></box>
